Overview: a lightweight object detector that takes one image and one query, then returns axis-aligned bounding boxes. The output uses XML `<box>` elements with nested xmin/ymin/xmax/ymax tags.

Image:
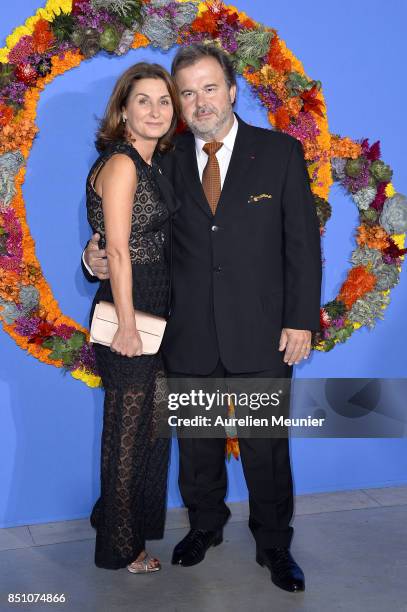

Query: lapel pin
<box><xmin>248</xmin><ymin>193</ymin><xmax>273</xmax><ymax>203</ymax></box>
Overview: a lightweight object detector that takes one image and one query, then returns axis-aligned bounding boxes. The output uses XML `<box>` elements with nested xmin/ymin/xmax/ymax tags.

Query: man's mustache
<box><xmin>193</xmin><ymin>106</ymin><xmax>218</xmax><ymax>119</ymax></box>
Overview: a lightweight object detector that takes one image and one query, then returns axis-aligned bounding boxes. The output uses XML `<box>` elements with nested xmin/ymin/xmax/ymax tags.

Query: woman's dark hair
<box><xmin>171</xmin><ymin>43</ymin><xmax>237</xmax><ymax>90</ymax></box>
<box><xmin>95</xmin><ymin>62</ymin><xmax>180</xmax><ymax>153</ymax></box>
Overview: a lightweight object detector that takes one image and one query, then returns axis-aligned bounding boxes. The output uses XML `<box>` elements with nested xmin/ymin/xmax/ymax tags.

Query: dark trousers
<box><xmin>168</xmin><ymin>358</ymin><xmax>294</xmax><ymax>549</ymax></box>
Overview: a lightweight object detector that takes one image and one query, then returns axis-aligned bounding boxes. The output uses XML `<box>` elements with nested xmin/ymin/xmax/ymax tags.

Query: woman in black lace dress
<box><xmin>86</xmin><ymin>63</ymin><xmax>180</xmax><ymax>572</ymax></box>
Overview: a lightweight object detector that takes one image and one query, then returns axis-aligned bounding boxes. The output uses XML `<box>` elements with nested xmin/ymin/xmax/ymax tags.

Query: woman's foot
<box><xmin>127</xmin><ymin>550</ymin><xmax>161</xmax><ymax>573</ymax></box>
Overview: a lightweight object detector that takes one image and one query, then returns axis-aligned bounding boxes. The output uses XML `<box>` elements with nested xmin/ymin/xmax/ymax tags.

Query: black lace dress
<box><xmin>86</xmin><ymin>140</ymin><xmax>171</xmax><ymax>570</ymax></box>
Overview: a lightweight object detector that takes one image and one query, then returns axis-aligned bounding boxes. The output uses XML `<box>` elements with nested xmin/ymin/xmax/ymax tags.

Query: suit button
<box><xmin>214</xmin><ymin>265</ymin><xmax>222</xmax><ymax>273</ymax></box>
<box><xmin>211</xmin><ymin>225</ymin><xmax>219</xmax><ymax>232</ymax></box>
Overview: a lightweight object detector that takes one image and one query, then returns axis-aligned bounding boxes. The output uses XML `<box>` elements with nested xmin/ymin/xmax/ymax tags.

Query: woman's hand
<box><xmin>111</xmin><ymin>326</ymin><xmax>143</xmax><ymax>357</ymax></box>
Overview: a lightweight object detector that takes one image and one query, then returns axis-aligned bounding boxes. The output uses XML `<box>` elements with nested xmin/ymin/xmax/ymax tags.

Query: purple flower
<box><xmin>383</xmin><ymin>253</ymin><xmax>400</xmax><ymax>266</ymax></box>
<box><xmin>331</xmin><ymin>317</ymin><xmax>345</xmax><ymax>329</ymax></box>
<box><xmin>286</xmin><ymin>111</ymin><xmax>320</xmax><ymax>141</ymax></box>
<box><xmin>147</xmin><ymin>2</ymin><xmax>178</xmax><ymax>19</ymax></box>
<box><xmin>8</xmin><ymin>35</ymin><xmax>34</xmax><ymax>65</ymax></box>
<box><xmin>1</xmin><ymin>81</ymin><xmax>29</xmax><ymax>106</ymax></box>
<box><xmin>71</xmin><ymin>341</ymin><xmax>97</xmax><ymax>373</ymax></box>
<box><xmin>76</xmin><ymin>6</ymin><xmax>114</xmax><ymax>32</ymax></box>
<box><xmin>56</xmin><ymin>41</ymin><xmax>76</xmax><ymax>59</ymax></box>
<box><xmin>14</xmin><ymin>315</ymin><xmax>41</xmax><ymax>337</ymax></box>
<box><xmin>219</xmin><ymin>24</ymin><xmax>239</xmax><ymax>53</ymax></box>
<box><xmin>256</xmin><ymin>85</ymin><xmax>281</xmax><ymax>112</ymax></box>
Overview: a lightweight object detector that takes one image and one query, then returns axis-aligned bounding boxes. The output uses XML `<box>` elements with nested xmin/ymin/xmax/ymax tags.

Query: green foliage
<box><xmin>234</xmin><ymin>28</ymin><xmax>274</xmax><ymax>72</ymax></box>
<box><xmin>42</xmin><ymin>331</ymin><xmax>85</xmax><ymax>366</ymax></box>
<box><xmin>50</xmin><ymin>11</ymin><xmax>75</xmax><ymax>42</ymax></box>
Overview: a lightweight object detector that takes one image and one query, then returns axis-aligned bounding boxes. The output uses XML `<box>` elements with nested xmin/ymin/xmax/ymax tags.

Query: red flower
<box><xmin>300</xmin><ymin>86</ymin><xmax>324</xmax><ymax>118</ymax></box>
<box><xmin>383</xmin><ymin>238</ymin><xmax>407</xmax><ymax>259</ymax></box>
<box><xmin>361</xmin><ymin>138</ymin><xmax>381</xmax><ymax>161</ymax></box>
<box><xmin>15</xmin><ymin>62</ymin><xmax>38</xmax><ymax>85</ymax></box>
<box><xmin>226</xmin><ymin>12</ymin><xmax>239</xmax><ymax>27</ymax></box>
<box><xmin>72</xmin><ymin>0</ymin><xmax>90</xmax><ymax>15</ymax></box>
<box><xmin>371</xmin><ymin>181</ymin><xmax>387</xmax><ymax>211</ymax></box>
<box><xmin>319</xmin><ymin>308</ymin><xmax>331</xmax><ymax>330</ymax></box>
<box><xmin>28</xmin><ymin>321</ymin><xmax>56</xmax><ymax>345</ymax></box>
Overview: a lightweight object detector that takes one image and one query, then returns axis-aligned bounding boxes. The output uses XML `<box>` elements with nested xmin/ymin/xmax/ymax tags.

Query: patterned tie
<box><xmin>202</xmin><ymin>141</ymin><xmax>223</xmax><ymax>215</ymax></box>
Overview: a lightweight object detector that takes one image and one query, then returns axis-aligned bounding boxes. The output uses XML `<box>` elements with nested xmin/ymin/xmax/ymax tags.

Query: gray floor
<box><xmin>1</xmin><ymin>486</ymin><xmax>407</xmax><ymax>612</ymax></box>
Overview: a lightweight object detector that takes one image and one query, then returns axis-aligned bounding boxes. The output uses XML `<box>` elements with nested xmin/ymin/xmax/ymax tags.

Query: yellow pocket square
<box><xmin>248</xmin><ymin>193</ymin><xmax>273</xmax><ymax>204</ymax></box>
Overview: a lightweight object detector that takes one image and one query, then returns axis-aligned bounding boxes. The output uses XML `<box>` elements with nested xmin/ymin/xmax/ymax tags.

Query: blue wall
<box><xmin>1</xmin><ymin>1</ymin><xmax>406</xmax><ymax>527</ymax></box>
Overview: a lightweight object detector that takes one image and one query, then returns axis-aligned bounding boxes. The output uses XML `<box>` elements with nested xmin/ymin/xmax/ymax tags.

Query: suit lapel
<box><xmin>214</xmin><ymin>116</ymin><xmax>256</xmax><ymax>219</ymax></box>
<box><xmin>176</xmin><ymin>132</ymin><xmax>213</xmax><ymax>218</ymax></box>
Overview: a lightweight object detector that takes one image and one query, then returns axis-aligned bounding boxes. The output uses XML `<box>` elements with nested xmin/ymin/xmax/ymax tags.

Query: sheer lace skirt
<box><xmin>90</xmin><ymin>347</ymin><xmax>170</xmax><ymax>570</ymax></box>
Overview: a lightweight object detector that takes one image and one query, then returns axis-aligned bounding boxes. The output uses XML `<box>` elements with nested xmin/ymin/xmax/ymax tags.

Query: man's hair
<box><xmin>171</xmin><ymin>43</ymin><xmax>237</xmax><ymax>90</ymax></box>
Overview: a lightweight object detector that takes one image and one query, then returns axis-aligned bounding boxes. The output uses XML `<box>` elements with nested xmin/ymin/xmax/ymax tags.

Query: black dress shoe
<box><xmin>171</xmin><ymin>529</ymin><xmax>223</xmax><ymax>566</ymax></box>
<box><xmin>256</xmin><ymin>546</ymin><xmax>305</xmax><ymax>592</ymax></box>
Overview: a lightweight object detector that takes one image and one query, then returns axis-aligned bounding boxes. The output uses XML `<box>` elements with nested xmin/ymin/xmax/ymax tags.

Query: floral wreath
<box><xmin>1</xmin><ymin>0</ymin><xmax>406</xmax><ymax>406</ymax></box>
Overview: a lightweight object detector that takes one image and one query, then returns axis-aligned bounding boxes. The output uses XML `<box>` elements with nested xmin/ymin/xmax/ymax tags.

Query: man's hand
<box><xmin>85</xmin><ymin>233</ymin><xmax>109</xmax><ymax>280</ymax></box>
<box><xmin>279</xmin><ymin>328</ymin><xmax>311</xmax><ymax>366</ymax></box>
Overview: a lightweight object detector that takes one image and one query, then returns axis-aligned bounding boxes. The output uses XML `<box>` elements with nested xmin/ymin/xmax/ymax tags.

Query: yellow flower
<box><xmin>25</xmin><ymin>15</ymin><xmax>41</xmax><ymax>32</ymax></box>
<box><xmin>197</xmin><ymin>2</ymin><xmax>208</xmax><ymax>16</ymax></box>
<box><xmin>71</xmin><ymin>369</ymin><xmax>102</xmax><ymax>388</ymax></box>
<box><xmin>385</xmin><ymin>183</ymin><xmax>396</xmax><ymax>198</ymax></box>
<box><xmin>36</xmin><ymin>8</ymin><xmax>54</xmax><ymax>21</ymax></box>
<box><xmin>45</xmin><ymin>0</ymin><xmax>72</xmax><ymax>15</ymax></box>
<box><xmin>0</xmin><ymin>47</ymin><xmax>9</xmax><ymax>63</ymax></box>
<box><xmin>392</xmin><ymin>233</ymin><xmax>406</xmax><ymax>250</ymax></box>
<box><xmin>6</xmin><ymin>25</ymin><xmax>31</xmax><ymax>50</ymax></box>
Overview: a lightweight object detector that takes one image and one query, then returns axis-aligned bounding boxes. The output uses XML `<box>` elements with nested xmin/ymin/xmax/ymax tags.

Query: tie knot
<box><xmin>203</xmin><ymin>141</ymin><xmax>223</xmax><ymax>156</ymax></box>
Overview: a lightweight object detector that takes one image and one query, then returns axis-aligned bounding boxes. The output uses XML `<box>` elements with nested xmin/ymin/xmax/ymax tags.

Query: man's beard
<box><xmin>186</xmin><ymin>104</ymin><xmax>232</xmax><ymax>141</ymax></box>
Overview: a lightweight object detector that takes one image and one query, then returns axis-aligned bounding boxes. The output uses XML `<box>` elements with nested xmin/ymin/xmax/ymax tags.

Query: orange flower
<box><xmin>285</xmin><ymin>96</ymin><xmax>302</xmax><ymax>119</ymax></box>
<box><xmin>192</xmin><ymin>11</ymin><xmax>219</xmax><ymax>35</ymax></box>
<box><xmin>330</xmin><ymin>135</ymin><xmax>362</xmax><ymax>159</ymax></box>
<box><xmin>267</xmin><ymin>35</ymin><xmax>292</xmax><ymax>73</ymax></box>
<box><xmin>241</xmin><ymin>17</ymin><xmax>256</xmax><ymax>29</ymax></box>
<box><xmin>226</xmin><ymin>437</ymin><xmax>240</xmax><ymax>460</ymax></box>
<box><xmin>338</xmin><ymin>265</ymin><xmax>377</xmax><ymax>309</ymax></box>
<box><xmin>243</xmin><ymin>67</ymin><xmax>261</xmax><ymax>87</ymax></box>
<box><xmin>0</xmin><ymin>270</ymin><xmax>20</xmax><ymax>302</ymax></box>
<box><xmin>32</xmin><ymin>18</ymin><xmax>55</xmax><ymax>54</ymax></box>
<box><xmin>0</xmin><ymin>103</ymin><xmax>13</xmax><ymax>127</ymax></box>
<box><xmin>356</xmin><ymin>225</ymin><xmax>390</xmax><ymax>250</ymax></box>
<box><xmin>131</xmin><ymin>32</ymin><xmax>149</xmax><ymax>49</ymax></box>
<box><xmin>274</xmin><ymin>106</ymin><xmax>290</xmax><ymax>130</ymax></box>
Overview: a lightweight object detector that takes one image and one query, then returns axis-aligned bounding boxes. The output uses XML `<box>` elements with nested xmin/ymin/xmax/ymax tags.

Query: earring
<box><xmin>122</xmin><ymin>115</ymin><xmax>126</xmax><ymax>123</ymax></box>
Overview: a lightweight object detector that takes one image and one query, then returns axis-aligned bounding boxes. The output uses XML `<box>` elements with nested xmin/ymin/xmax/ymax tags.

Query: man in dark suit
<box><xmin>83</xmin><ymin>44</ymin><xmax>322</xmax><ymax>592</ymax></box>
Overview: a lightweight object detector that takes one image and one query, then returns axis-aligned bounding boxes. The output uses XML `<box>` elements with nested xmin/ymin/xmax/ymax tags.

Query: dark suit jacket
<box><xmin>158</xmin><ymin>114</ymin><xmax>322</xmax><ymax>374</ymax></box>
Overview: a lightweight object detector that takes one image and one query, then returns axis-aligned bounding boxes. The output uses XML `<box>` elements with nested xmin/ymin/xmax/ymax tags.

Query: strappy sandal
<box><xmin>127</xmin><ymin>552</ymin><xmax>161</xmax><ymax>574</ymax></box>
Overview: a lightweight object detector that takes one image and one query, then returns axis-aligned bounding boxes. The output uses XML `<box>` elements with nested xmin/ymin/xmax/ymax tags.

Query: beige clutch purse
<box><xmin>90</xmin><ymin>301</ymin><xmax>167</xmax><ymax>355</ymax></box>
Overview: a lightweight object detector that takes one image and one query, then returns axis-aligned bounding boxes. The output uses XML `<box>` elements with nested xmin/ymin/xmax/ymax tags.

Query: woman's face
<box><xmin>122</xmin><ymin>77</ymin><xmax>174</xmax><ymax>142</ymax></box>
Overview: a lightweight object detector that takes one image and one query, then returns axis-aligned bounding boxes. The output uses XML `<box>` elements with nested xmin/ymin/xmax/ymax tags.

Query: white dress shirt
<box><xmin>83</xmin><ymin>114</ymin><xmax>239</xmax><ymax>275</ymax></box>
<box><xmin>195</xmin><ymin>113</ymin><xmax>238</xmax><ymax>187</ymax></box>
